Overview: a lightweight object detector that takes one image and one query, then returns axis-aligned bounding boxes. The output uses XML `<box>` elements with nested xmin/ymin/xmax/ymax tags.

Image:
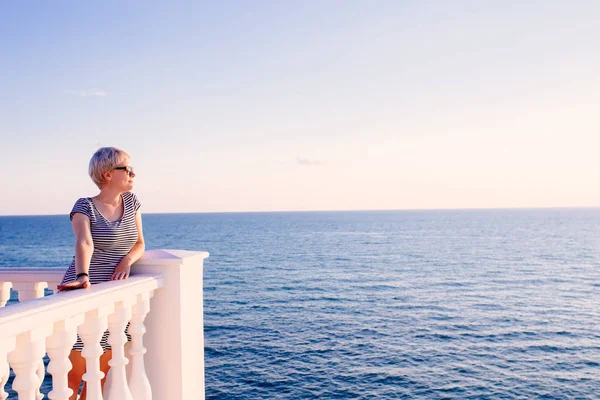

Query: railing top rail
<box><xmin>135</xmin><ymin>249</ymin><xmax>209</xmax><ymax>266</ymax></box>
<box><xmin>0</xmin><ymin>267</ymin><xmax>66</xmax><ymax>272</ymax></box>
<box><xmin>0</xmin><ymin>268</ymin><xmax>66</xmax><ymax>283</ymax></box>
<box><xmin>0</xmin><ymin>249</ymin><xmax>210</xmax><ymax>273</ymax></box>
<box><xmin>0</xmin><ymin>274</ymin><xmax>163</xmax><ymax>339</ymax></box>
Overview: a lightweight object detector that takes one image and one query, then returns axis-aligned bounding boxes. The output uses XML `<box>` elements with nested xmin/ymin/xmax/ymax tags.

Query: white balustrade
<box><xmin>14</xmin><ymin>282</ymin><xmax>47</xmax><ymax>303</ymax></box>
<box><xmin>7</xmin><ymin>327</ymin><xmax>52</xmax><ymax>400</ymax></box>
<box><xmin>127</xmin><ymin>292</ymin><xmax>152</xmax><ymax>400</ymax></box>
<box><xmin>80</xmin><ymin>305</ymin><xmax>114</xmax><ymax>400</ymax></box>
<box><xmin>46</xmin><ymin>316</ymin><xmax>84</xmax><ymax>400</ymax></box>
<box><xmin>0</xmin><ymin>268</ymin><xmax>65</xmax><ymax>306</ymax></box>
<box><xmin>34</xmin><ymin>361</ymin><xmax>43</xmax><ymax>400</ymax></box>
<box><xmin>106</xmin><ymin>298</ymin><xmax>134</xmax><ymax>400</ymax></box>
<box><xmin>0</xmin><ymin>337</ymin><xmax>16</xmax><ymax>400</ymax></box>
<box><xmin>0</xmin><ymin>283</ymin><xmax>12</xmax><ymax>308</ymax></box>
<box><xmin>0</xmin><ymin>249</ymin><xmax>208</xmax><ymax>400</ymax></box>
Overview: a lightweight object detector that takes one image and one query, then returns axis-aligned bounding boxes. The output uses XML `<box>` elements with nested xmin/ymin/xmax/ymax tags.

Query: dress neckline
<box><xmin>89</xmin><ymin>194</ymin><xmax>126</xmax><ymax>223</ymax></box>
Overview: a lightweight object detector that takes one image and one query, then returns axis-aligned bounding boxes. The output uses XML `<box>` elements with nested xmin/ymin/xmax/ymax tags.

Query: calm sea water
<box><xmin>1</xmin><ymin>209</ymin><xmax>600</xmax><ymax>399</ymax></box>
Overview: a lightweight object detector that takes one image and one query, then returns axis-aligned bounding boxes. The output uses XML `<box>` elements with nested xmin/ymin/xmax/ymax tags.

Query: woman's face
<box><xmin>107</xmin><ymin>156</ymin><xmax>136</xmax><ymax>191</ymax></box>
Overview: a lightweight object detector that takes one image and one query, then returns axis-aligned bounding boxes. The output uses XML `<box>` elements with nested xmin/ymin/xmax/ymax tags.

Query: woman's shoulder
<box><xmin>122</xmin><ymin>191</ymin><xmax>140</xmax><ymax>202</ymax></box>
<box><xmin>73</xmin><ymin>197</ymin><xmax>94</xmax><ymax>208</ymax></box>
<box><xmin>123</xmin><ymin>191</ymin><xmax>142</xmax><ymax>213</ymax></box>
<box><xmin>70</xmin><ymin>197</ymin><xmax>94</xmax><ymax>221</ymax></box>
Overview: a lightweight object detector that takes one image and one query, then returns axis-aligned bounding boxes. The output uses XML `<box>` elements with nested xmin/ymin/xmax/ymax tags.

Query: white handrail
<box><xmin>0</xmin><ymin>249</ymin><xmax>208</xmax><ymax>399</ymax></box>
<box><xmin>0</xmin><ymin>275</ymin><xmax>162</xmax><ymax>338</ymax></box>
<box><xmin>0</xmin><ymin>268</ymin><xmax>65</xmax><ymax>282</ymax></box>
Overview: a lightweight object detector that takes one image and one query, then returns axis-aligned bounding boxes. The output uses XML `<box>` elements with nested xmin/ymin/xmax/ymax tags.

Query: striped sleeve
<box><xmin>132</xmin><ymin>192</ymin><xmax>142</xmax><ymax>213</ymax></box>
<box><xmin>70</xmin><ymin>198</ymin><xmax>92</xmax><ymax>221</ymax></box>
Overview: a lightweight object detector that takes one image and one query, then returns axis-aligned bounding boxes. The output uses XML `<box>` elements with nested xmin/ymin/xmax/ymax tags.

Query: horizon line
<box><xmin>2</xmin><ymin>205</ymin><xmax>600</xmax><ymax>218</ymax></box>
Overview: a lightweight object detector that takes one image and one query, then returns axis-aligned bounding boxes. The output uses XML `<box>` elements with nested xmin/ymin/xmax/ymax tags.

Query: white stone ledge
<box><xmin>0</xmin><ymin>275</ymin><xmax>162</xmax><ymax>339</ymax></box>
<box><xmin>0</xmin><ymin>249</ymin><xmax>208</xmax><ymax>399</ymax></box>
<box><xmin>135</xmin><ymin>249</ymin><xmax>209</xmax><ymax>266</ymax></box>
<box><xmin>0</xmin><ymin>268</ymin><xmax>65</xmax><ymax>282</ymax></box>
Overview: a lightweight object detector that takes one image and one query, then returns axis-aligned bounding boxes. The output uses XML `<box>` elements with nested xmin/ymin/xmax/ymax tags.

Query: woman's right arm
<box><xmin>72</xmin><ymin>213</ymin><xmax>94</xmax><ymax>276</ymax></box>
<box><xmin>57</xmin><ymin>213</ymin><xmax>93</xmax><ymax>291</ymax></box>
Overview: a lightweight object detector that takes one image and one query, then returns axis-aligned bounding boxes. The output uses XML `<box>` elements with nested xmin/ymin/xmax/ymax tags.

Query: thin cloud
<box><xmin>65</xmin><ymin>89</ymin><xmax>108</xmax><ymax>97</ymax></box>
<box><xmin>296</xmin><ymin>157</ymin><xmax>323</xmax><ymax>166</ymax></box>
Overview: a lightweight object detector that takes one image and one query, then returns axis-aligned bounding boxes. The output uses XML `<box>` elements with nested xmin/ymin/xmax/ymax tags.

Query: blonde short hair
<box><xmin>89</xmin><ymin>147</ymin><xmax>130</xmax><ymax>189</ymax></box>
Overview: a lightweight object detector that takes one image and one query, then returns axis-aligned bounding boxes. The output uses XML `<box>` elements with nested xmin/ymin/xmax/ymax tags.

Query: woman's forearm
<box><xmin>120</xmin><ymin>241</ymin><xmax>146</xmax><ymax>268</ymax></box>
<box><xmin>74</xmin><ymin>240</ymin><xmax>94</xmax><ymax>275</ymax></box>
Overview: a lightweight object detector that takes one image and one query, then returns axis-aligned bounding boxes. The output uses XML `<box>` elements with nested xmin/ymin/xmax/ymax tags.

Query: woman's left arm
<box><xmin>112</xmin><ymin>212</ymin><xmax>146</xmax><ymax>280</ymax></box>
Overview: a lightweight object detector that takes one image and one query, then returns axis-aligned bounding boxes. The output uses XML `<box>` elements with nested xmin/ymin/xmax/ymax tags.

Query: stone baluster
<box><xmin>13</xmin><ymin>282</ymin><xmax>50</xmax><ymax>400</ymax></box>
<box><xmin>0</xmin><ymin>282</ymin><xmax>12</xmax><ymax>308</ymax></box>
<box><xmin>7</xmin><ymin>327</ymin><xmax>52</xmax><ymax>400</ymax></box>
<box><xmin>46</xmin><ymin>281</ymin><xmax>60</xmax><ymax>294</ymax></box>
<box><xmin>14</xmin><ymin>282</ymin><xmax>48</xmax><ymax>302</ymax></box>
<box><xmin>78</xmin><ymin>305</ymin><xmax>115</xmax><ymax>400</ymax></box>
<box><xmin>46</xmin><ymin>315</ymin><xmax>84</xmax><ymax>400</ymax></box>
<box><xmin>0</xmin><ymin>336</ymin><xmax>16</xmax><ymax>400</ymax></box>
<box><xmin>35</xmin><ymin>363</ymin><xmax>44</xmax><ymax>400</ymax></box>
<box><xmin>128</xmin><ymin>292</ymin><xmax>153</xmax><ymax>400</ymax></box>
<box><xmin>106</xmin><ymin>298</ymin><xmax>134</xmax><ymax>400</ymax></box>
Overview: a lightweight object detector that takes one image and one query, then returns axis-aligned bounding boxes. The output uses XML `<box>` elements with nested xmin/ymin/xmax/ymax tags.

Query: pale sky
<box><xmin>1</xmin><ymin>1</ymin><xmax>599</xmax><ymax>215</ymax></box>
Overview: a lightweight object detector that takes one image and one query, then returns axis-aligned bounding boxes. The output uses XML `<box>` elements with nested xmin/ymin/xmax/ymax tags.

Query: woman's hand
<box><xmin>57</xmin><ymin>275</ymin><xmax>90</xmax><ymax>292</ymax></box>
<box><xmin>111</xmin><ymin>261</ymin><xmax>131</xmax><ymax>280</ymax></box>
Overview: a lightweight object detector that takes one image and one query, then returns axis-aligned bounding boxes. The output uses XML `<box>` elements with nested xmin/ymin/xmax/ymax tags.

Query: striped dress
<box><xmin>60</xmin><ymin>191</ymin><xmax>141</xmax><ymax>351</ymax></box>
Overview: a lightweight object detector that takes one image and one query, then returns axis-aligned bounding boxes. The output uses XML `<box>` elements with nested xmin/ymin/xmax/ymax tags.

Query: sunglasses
<box><xmin>114</xmin><ymin>166</ymin><xmax>135</xmax><ymax>177</ymax></box>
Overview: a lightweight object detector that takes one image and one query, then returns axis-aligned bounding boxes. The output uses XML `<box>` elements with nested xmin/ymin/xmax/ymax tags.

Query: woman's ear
<box><xmin>102</xmin><ymin>170</ymin><xmax>113</xmax><ymax>182</ymax></box>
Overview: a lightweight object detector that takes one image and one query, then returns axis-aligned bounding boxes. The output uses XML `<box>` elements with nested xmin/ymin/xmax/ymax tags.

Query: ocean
<box><xmin>1</xmin><ymin>209</ymin><xmax>600</xmax><ymax>399</ymax></box>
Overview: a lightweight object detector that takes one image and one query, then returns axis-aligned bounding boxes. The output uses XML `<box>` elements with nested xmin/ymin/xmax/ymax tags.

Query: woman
<box><xmin>57</xmin><ymin>146</ymin><xmax>145</xmax><ymax>400</ymax></box>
